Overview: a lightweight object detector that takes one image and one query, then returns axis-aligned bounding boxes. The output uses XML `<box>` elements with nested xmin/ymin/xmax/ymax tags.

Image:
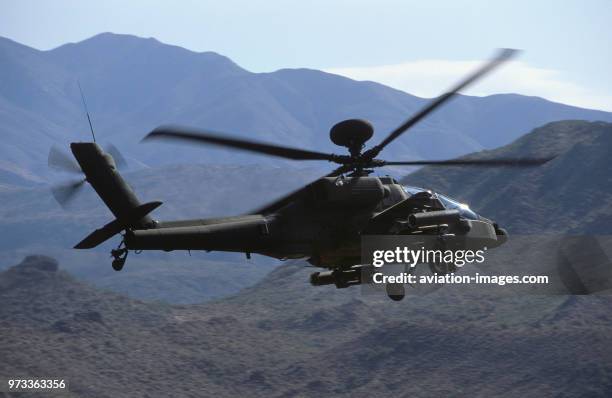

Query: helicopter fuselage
<box><xmin>123</xmin><ymin>175</ymin><xmax>505</xmax><ymax>269</ymax></box>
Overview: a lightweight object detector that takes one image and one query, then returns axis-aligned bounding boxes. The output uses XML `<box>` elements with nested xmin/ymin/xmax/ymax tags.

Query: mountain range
<box><xmin>2</xmin><ymin>32</ymin><xmax>612</xmax><ymax>186</ymax></box>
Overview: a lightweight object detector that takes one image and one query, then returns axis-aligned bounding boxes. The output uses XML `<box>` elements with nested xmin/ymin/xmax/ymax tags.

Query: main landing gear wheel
<box><xmin>386</xmin><ymin>283</ymin><xmax>405</xmax><ymax>301</ymax></box>
<box><xmin>429</xmin><ymin>260</ymin><xmax>457</xmax><ymax>275</ymax></box>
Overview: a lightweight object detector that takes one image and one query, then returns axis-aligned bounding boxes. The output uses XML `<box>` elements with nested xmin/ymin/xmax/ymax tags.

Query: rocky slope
<box><xmin>1</xmin><ymin>256</ymin><xmax>611</xmax><ymax>397</ymax></box>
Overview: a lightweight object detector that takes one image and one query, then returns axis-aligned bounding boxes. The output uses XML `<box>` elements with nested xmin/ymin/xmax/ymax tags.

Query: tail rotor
<box><xmin>48</xmin><ymin>143</ymin><xmax>128</xmax><ymax>208</ymax></box>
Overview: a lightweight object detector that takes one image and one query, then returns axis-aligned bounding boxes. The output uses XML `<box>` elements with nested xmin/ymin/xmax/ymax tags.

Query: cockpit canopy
<box><xmin>403</xmin><ymin>186</ymin><xmax>479</xmax><ymax>220</ymax></box>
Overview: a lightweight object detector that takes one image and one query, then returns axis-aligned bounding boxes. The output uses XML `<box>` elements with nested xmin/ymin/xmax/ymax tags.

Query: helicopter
<box><xmin>51</xmin><ymin>49</ymin><xmax>553</xmax><ymax>300</ymax></box>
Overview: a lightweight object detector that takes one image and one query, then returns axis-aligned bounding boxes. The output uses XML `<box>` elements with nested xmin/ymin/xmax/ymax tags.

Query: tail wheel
<box><xmin>112</xmin><ymin>258</ymin><xmax>125</xmax><ymax>271</ymax></box>
<box><xmin>110</xmin><ymin>241</ymin><xmax>128</xmax><ymax>271</ymax></box>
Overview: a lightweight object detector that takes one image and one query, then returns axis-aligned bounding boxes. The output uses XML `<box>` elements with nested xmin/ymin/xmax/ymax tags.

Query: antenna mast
<box><xmin>77</xmin><ymin>80</ymin><xmax>96</xmax><ymax>142</ymax></box>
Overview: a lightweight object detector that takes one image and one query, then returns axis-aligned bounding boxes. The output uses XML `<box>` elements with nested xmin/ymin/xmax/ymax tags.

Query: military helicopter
<box><xmin>51</xmin><ymin>49</ymin><xmax>552</xmax><ymax>300</ymax></box>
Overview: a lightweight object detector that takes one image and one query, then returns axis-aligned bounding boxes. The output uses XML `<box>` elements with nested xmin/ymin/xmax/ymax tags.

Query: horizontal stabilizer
<box><xmin>74</xmin><ymin>201</ymin><xmax>162</xmax><ymax>249</ymax></box>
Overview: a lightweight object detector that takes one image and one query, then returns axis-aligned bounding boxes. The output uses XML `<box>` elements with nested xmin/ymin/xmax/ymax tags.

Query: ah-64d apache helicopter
<box><xmin>51</xmin><ymin>49</ymin><xmax>552</xmax><ymax>300</ymax></box>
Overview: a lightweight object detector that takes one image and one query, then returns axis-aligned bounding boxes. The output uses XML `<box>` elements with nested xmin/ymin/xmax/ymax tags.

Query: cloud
<box><xmin>325</xmin><ymin>60</ymin><xmax>612</xmax><ymax>112</ymax></box>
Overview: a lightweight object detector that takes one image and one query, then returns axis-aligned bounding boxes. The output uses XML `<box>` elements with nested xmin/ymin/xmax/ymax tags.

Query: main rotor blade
<box><xmin>51</xmin><ymin>179</ymin><xmax>86</xmax><ymax>208</ymax></box>
<box><xmin>48</xmin><ymin>145</ymin><xmax>82</xmax><ymax>174</ymax></box>
<box><xmin>105</xmin><ymin>143</ymin><xmax>127</xmax><ymax>169</ymax></box>
<box><xmin>383</xmin><ymin>157</ymin><xmax>554</xmax><ymax>167</ymax></box>
<box><xmin>363</xmin><ymin>48</ymin><xmax>519</xmax><ymax>160</ymax></box>
<box><xmin>144</xmin><ymin>126</ymin><xmax>342</xmax><ymax>162</ymax></box>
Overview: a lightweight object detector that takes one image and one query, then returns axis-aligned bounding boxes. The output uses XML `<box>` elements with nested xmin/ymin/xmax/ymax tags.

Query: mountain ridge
<box><xmin>403</xmin><ymin>120</ymin><xmax>612</xmax><ymax>234</ymax></box>
<box><xmin>2</xmin><ymin>32</ymin><xmax>612</xmax><ymax>185</ymax></box>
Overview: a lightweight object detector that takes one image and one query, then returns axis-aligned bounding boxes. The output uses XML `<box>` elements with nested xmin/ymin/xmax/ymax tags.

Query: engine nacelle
<box><xmin>310</xmin><ymin>177</ymin><xmax>384</xmax><ymax>208</ymax></box>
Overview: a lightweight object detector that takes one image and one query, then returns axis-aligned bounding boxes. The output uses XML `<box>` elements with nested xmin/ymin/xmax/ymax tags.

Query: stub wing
<box><xmin>362</xmin><ymin>197</ymin><xmax>417</xmax><ymax>234</ymax></box>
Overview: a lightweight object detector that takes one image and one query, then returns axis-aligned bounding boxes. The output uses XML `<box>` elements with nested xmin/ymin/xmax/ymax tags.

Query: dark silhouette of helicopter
<box><xmin>51</xmin><ymin>49</ymin><xmax>553</xmax><ymax>300</ymax></box>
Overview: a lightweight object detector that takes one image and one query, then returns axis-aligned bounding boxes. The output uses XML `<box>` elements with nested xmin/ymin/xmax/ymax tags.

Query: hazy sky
<box><xmin>1</xmin><ymin>0</ymin><xmax>611</xmax><ymax>110</ymax></box>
